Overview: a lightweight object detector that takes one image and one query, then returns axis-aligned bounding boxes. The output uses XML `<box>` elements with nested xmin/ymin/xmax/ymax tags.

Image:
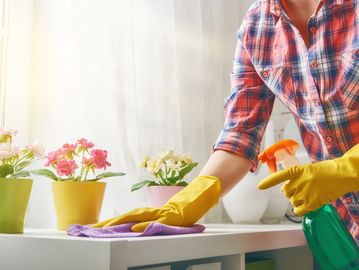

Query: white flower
<box><xmin>0</xmin><ymin>143</ymin><xmax>21</xmax><ymax>160</ymax></box>
<box><xmin>159</xmin><ymin>150</ymin><xmax>174</xmax><ymax>161</ymax></box>
<box><xmin>174</xmin><ymin>161</ymin><xmax>182</xmax><ymax>170</ymax></box>
<box><xmin>166</xmin><ymin>159</ymin><xmax>182</xmax><ymax>171</ymax></box>
<box><xmin>173</xmin><ymin>155</ymin><xmax>181</xmax><ymax>162</ymax></box>
<box><xmin>26</xmin><ymin>141</ymin><xmax>45</xmax><ymax>158</ymax></box>
<box><xmin>0</xmin><ymin>128</ymin><xmax>18</xmax><ymax>137</ymax></box>
<box><xmin>181</xmin><ymin>155</ymin><xmax>193</xmax><ymax>164</ymax></box>
<box><xmin>139</xmin><ymin>156</ymin><xmax>150</xmax><ymax>168</ymax></box>
<box><xmin>147</xmin><ymin>158</ymin><xmax>162</xmax><ymax>174</ymax></box>
<box><xmin>165</xmin><ymin>158</ymin><xmax>176</xmax><ymax>170</ymax></box>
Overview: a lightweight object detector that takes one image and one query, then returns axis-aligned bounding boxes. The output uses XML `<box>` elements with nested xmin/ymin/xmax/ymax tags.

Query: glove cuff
<box><xmin>164</xmin><ymin>175</ymin><xmax>221</xmax><ymax>226</ymax></box>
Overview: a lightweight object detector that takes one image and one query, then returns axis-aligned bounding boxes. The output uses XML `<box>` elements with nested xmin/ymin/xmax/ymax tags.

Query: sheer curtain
<box><xmin>3</xmin><ymin>0</ymin><xmax>253</xmax><ymax>227</ymax></box>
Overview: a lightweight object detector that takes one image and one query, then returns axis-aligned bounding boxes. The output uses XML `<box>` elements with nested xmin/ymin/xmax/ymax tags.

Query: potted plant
<box><xmin>31</xmin><ymin>138</ymin><xmax>125</xmax><ymax>230</ymax></box>
<box><xmin>131</xmin><ymin>150</ymin><xmax>198</xmax><ymax>207</ymax></box>
<box><xmin>0</xmin><ymin>128</ymin><xmax>44</xmax><ymax>233</ymax></box>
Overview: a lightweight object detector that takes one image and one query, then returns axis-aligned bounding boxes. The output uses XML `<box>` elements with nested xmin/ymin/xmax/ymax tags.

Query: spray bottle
<box><xmin>259</xmin><ymin>139</ymin><xmax>359</xmax><ymax>270</ymax></box>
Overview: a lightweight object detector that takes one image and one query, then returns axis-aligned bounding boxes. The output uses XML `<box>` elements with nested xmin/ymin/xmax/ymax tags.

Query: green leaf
<box><xmin>95</xmin><ymin>172</ymin><xmax>126</xmax><ymax>180</ymax></box>
<box><xmin>30</xmin><ymin>169</ymin><xmax>58</xmax><ymax>181</ymax></box>
<box><xmin>0</xmin><ymin>164</ymin><xmax>14</xmax><ymax>178</ymax></box>
<box><xmin>15</xmin><ymin>160</ymin><xmax>33</xmax><ymax>172</ymax></box>
<box><xmin>176</xmin><ymin>181</ymin><xmax>188</xmax><ymax>186</ymax></box>
<box><xmin>157</xmin><ymin>169</ymin><xmax>164</xmax><ymax>180</ymax></box>
<box><xmin>71</xmin><ymin>176</ymin><xmax>82</xmax><ymax>181</ymax></box>
<box><xmin>167</xmin><ymin>176</ymin><xmax>180</xmax><ymax>184</ymax></box>
<box><xmin>9</xmin><ymin>170</ymin><xmax>31</xmax><ymax>178</ymax></box>
<box><xmin>87</xmin><ymin>171</ymin><xmax>126</xmax><ymax>182</ymax></box>
<box><xmin>178</xmin><ymin>162</ymin><xmax>198</xmax><ymax>180</ymax></box>
<box><xmin>131</xmin><ymin>180</ymin><xmax>157</xmax><ymax>192</ymax></box>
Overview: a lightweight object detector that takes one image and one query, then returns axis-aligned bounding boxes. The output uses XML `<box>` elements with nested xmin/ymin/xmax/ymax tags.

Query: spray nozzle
<box><xmin>258</xmin><ymin>139</ymin><xmax>300</xmax><ymax>173</ymax></box>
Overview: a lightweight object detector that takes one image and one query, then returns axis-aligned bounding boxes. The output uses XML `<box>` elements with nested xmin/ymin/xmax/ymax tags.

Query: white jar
<box><xmin>222</xmin><ymin>172</ymin><xmax>269</xmax><ymax>224</ymax></box>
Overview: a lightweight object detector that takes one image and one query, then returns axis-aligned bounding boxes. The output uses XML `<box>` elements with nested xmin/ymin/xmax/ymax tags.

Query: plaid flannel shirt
<box><xmin>214</xmin><ymin>0</ymin><xmax>359</xmax><ymax>242</ymax></box>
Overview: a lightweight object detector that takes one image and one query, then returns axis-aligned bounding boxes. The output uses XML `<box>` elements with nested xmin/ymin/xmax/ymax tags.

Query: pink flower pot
<box><xmin>146</xmin><ymin>186</ymin><xmax>184</xmax><ymax>208</ymax></box>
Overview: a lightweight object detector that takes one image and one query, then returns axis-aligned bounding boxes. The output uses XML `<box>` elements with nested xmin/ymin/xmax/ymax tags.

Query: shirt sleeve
<box><xmin>213</xmin><ymin>28</ymin><xmax>275</xmax><ymax>172</ymax></box>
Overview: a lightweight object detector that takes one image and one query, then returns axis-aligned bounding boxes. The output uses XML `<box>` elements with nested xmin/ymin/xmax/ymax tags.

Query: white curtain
<box><xmin>3</xmin><ymin>0</ymin><xmax>254</xmax><ymax>227</ymax></box>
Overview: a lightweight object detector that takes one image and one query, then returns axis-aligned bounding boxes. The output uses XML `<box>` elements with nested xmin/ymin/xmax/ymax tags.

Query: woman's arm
<box><xmin>200</xmin><ymin>149</ymin><xmax>252</xmax><ymax>196</ymax></box>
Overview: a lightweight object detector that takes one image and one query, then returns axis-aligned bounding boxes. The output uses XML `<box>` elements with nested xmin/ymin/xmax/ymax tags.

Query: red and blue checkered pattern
<box><xmin>213</xmin><ymin>0</ymin><xmax>359</xmax><ymax>243</ymax></box>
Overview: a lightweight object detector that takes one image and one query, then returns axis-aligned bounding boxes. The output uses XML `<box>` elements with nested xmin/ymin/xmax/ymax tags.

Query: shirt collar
<box><xmin>269</xmin><ymin>0</ymin><xmax>345</xmax><ymax>23</ymax></box>
<box><xmin>269</xmin><ymin>0</ymin><xmax>283</xmax><ymax>18</ymax></box>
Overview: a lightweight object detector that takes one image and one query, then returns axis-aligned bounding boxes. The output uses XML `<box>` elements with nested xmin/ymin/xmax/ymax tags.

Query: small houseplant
<box><xmin>132</xmin><ymin>150</ymin><xmax>198</xmax><ymax>207</ymax></box>
<box><xmin>0</xmin><ymin>128</ymin><xmax>44</xmax><ymax>233</ymax></box>
<box><xmin>31</xmin><ymin>138</ymin><xmax>125</xmax><ymax>229</ymax></box>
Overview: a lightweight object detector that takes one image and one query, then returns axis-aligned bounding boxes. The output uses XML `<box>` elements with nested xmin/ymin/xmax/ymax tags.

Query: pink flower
<box><xmin>90</xmin><ymin>149</ymin><xmax>111</xmax><ymax>169</ymax></box>
<box><xmin>77</xmin><ymin>138</ymin><xmax>94</xmax><ymax>150</ymax></box>
<box><xmin>56</xmin><ymin>160</ymin><xmax>78</xmax><ymax>176</ymax></box>
<box><xmin>82</xmin><ymin>157</ymin><xmax>93</xmax><ymax>166</ymax></box>
<box><xmin>62</xmin><ymin>143</ymin><xmax>77</xmax><ymax>153</ymax></box>
<box><xmin>62</xmin><ymin>143</ymin><xmax>77</xmax><ymax>159</ymax></box>
<box><xmin>45</xmin><ymin>149</ymin><xmax>64</xmax><ymax>166</ymax></box>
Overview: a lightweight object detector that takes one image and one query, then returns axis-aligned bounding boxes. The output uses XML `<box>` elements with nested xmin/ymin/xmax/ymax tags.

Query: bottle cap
<box><xmin>258</xmin><ymin>139</ymin><xmax>299</xmax><ymax>173</ymax></box>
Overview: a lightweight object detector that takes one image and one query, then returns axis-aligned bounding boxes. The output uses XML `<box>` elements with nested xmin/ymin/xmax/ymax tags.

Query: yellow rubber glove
<box><xmin>258</xmin><ymin>144</ymin><xmax>359</xmax><ymax>216</ymax></box>
<box><xmin>92</xmin><ymin>175</ymin><xmax>221</xmax><ymax>232</ymax></box>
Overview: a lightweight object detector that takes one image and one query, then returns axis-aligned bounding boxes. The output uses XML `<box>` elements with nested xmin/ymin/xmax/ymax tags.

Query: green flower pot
<box><xmin>0</xmin><ymin>178</ymin><xmax>33</xmax><ymax>234</ymax></box>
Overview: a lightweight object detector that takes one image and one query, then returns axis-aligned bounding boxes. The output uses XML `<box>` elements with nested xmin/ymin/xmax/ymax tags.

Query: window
<box><xmin>0</xmin><ymin>0</ymin><xmax>9</xmax><ymax>127</ymax></box>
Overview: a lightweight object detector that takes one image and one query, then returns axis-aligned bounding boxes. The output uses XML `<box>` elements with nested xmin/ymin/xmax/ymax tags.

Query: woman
<box><xmin>94</xmin><ymin>0</ymin><xmax>359</xmax><ymax>244</ymax></box>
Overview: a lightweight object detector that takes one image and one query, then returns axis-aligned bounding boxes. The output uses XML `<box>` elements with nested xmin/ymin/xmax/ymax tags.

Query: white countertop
<box><xmin>1</xmin><ymin>222</ymin><xmax>302</xmax><ymax>239</ymax></box>
<box><xmin>0</xmin><ymin>223</ymin><xmax>309</xmax><ymax>270</ymax></box>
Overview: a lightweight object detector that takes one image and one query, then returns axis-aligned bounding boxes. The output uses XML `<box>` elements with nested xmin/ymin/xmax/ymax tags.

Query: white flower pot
<box><xmin>222</xmin><ymin>173</ymin><xmax>269</xmax><ymax>224</ymax></box>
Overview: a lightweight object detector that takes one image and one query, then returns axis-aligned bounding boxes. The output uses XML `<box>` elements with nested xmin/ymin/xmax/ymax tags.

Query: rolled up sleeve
<box><xmin>213</xmin><ymin>32</ymin><xmax>275</xmax><ymax>172</ymax></box>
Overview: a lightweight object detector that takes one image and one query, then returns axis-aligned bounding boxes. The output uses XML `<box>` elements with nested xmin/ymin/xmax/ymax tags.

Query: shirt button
<box><xmin>314</xmin><ymin>100</ymin><xmax>321</xmax><ymax>106</ymax></box>
<box><xmin>310</xmin><ymin>27</ymin><xmax>316</xmax><ymax>33</ymax></box>
<box><xmin>326</xmin><ymin>136</ymin><xmax>333</xmax><ymax>143</ymax></box>
<box><xmin>262</xmin><ymin>71</ymin><xmax>269</xmax><ymax>78</ymax></box>
<box><xmin>310</xmin><ymin>60</ymin><xmax>317</xmax><ymax>68</ymax></box>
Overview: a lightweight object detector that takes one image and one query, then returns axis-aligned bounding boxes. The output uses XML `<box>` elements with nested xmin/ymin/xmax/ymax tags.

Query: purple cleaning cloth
<box><xmin>67</xmin><ymin>222</ymin><xmax>205</xmax><ymax>238</ymax></box>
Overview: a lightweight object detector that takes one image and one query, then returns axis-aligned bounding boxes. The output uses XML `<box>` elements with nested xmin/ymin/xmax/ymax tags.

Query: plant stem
<box><xmin>79</xmin><ymin>149</ymin><xmax>85</xmax><ymax>180</ymax></box>
<box><xmin>164</xmin><ymin>164</ymin><xmax>168</xmax><ymax>184</ymax></box>
<box><xmin>84</xmin><ymin>167</ymin><xmax>90</xmax><ymax>181</ymax></box>
<box><xmin>13</xmin><ymin>151</ymin><xmax>32</xmax><ymax>167</ymax></box>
